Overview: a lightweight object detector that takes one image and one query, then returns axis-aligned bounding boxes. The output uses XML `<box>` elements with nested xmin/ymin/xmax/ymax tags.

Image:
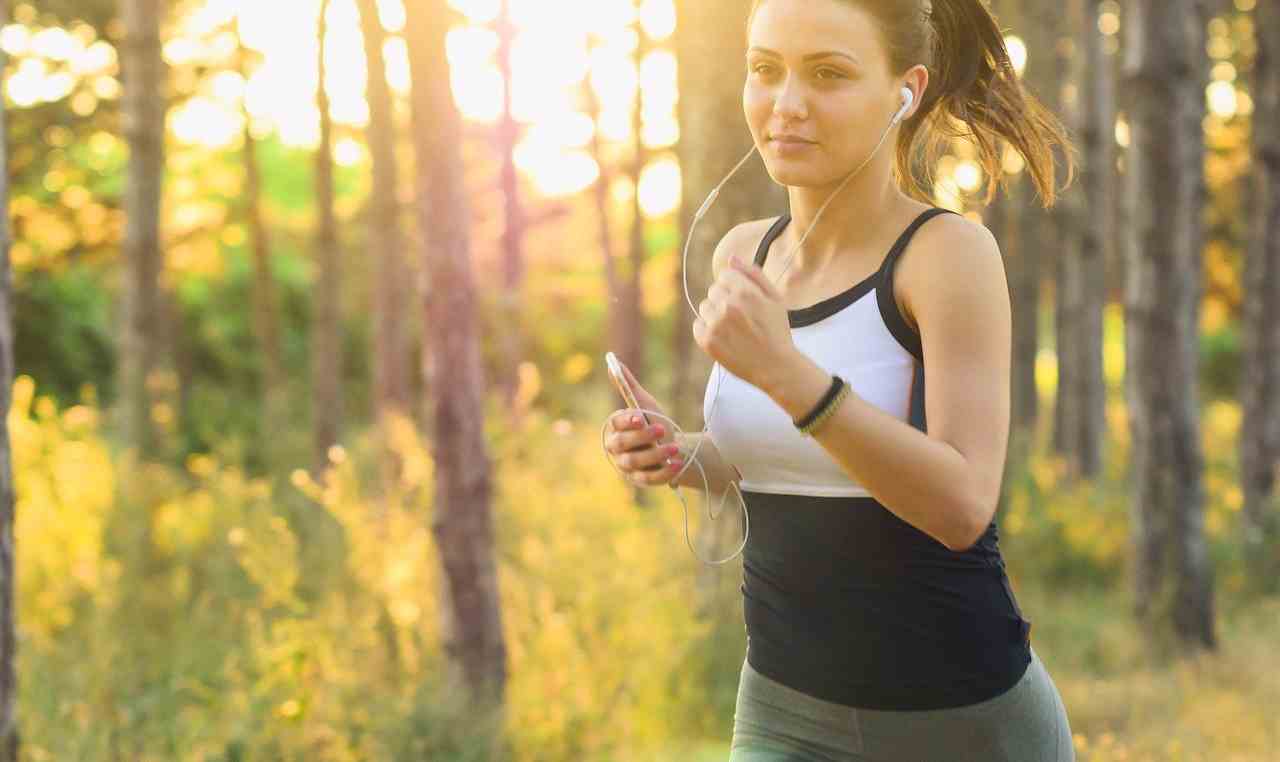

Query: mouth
<box><xmin>769</xmin><ymin>135</ymin><xmax>817</xmax><ymax>145</ymax></box>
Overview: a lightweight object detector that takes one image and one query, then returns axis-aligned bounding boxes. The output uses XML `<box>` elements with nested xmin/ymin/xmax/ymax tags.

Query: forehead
<box><xmin>748</xmin><ymin>0</ymin><xmax>886</xmax><ymax>65</ymax></box>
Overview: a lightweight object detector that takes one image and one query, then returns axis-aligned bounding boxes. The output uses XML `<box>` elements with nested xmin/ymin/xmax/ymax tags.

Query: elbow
<box><xmin>941</xmin><ymin>496</ymin><xmax>997</xmax><ymax>553</ymax></box>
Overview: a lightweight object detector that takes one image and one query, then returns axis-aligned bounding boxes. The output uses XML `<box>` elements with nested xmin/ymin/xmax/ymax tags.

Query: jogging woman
<box><xmin>605</xmin><ymin>0</ymin><xmax>1075</xmax><ymax>758</ymax></box>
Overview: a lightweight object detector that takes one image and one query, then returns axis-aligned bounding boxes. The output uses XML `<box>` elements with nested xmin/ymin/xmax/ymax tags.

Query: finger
<box><xmin>701</xmin><ymin>297</ymin><xmax>721</xmax><ymax>324</ymax></box>
<box><xmin>629</xmin><ymin>456</ymin><xmax>685</xmax><ymax>486</ymax></box>
<box><xmin>707</xmin><ymin>282</ymin><xmax>730</xmax><ymax>304</ymax></box>
<box><xmin>610</xmin><ymin>410</ymin><xmax>644</xmax><ymax>432</ymax></box>
<box><xmin>613</xmin><ymin>423</ymin><xmax>667</xmax><ymax>454</ymax></box>
<box><xmin>729</xmin><ymin>256</ymin><xmax>782</xmax><ymax>300</ymax></box>
<box><xmin>618</xmin><ymin>442</ymin><xmax>678</xmax><ymax>472</ymax></box>
<box><xmin>619</xmin><ymin>361</ymin><xmax>643</xmax><ymax>393</ymax></box>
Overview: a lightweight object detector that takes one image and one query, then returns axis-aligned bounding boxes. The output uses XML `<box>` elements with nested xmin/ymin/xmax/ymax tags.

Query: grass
<box><xmin>623</xmin><ymin>584</ymin><xmax>1280</xmax><ymax>762</ymax></box>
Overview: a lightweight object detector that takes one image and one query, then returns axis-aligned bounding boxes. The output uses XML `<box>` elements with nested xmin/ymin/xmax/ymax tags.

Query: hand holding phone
<box><xmin>604</xmin><ymin>352</ymin><xmax>684</xmax><ymax>486</ymax></box>
<box><xmin>605</xmin><ymin>351</ymin><xmax>649</xmax><ymax>425</ymax></box>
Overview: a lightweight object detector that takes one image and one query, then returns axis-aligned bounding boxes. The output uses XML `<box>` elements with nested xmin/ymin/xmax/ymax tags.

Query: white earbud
<box><xmin>894</xmin><ymin>86</ymin><xmax>914</xmax><ymax>125</ymax></box>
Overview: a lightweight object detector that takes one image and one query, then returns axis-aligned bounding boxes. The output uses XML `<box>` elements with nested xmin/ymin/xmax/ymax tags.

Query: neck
<box><xmin>779</xmin><ymin>152</ymin><xmax>905</xmax><ymax>276</ymax></box>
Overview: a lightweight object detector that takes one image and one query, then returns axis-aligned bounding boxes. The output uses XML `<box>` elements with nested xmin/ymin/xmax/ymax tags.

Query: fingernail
<box><xmin>632</xmin><ymin>415</ymin><xmax>640</xmax><ymax>425</ymax></box>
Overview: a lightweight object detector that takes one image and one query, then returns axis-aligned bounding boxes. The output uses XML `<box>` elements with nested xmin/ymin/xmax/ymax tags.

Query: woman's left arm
<box><xmin>760</xmin><ymin>218</ymin><xmax>1012</xmax><ymax>552</ymax></box>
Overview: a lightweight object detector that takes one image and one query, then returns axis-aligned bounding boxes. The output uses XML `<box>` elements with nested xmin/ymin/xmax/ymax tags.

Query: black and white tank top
<box><xmin>704</xmin><ymin>208</ymin><xmax>949</xmax><ymax>495</ymax></box>
<box><xmin>698</xmin><ymin>207</ymin><xmax>1032</xmax><ymax>711</ymax></box>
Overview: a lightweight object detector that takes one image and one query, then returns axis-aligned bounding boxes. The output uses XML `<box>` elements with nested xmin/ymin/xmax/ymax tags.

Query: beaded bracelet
<box><xmin>794</xmin><ymin>374</ymin><xmax>849</xmax><ymax>436</ymax></box>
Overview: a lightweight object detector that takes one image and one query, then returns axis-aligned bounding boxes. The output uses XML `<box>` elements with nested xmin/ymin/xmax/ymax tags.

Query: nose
<box><xmin>773</xmin><ymin>74</ymin><xmax>808</xmax><ymax>122</ymax></box>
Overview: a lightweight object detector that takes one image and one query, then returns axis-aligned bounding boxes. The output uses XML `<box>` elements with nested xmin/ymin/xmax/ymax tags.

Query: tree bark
<box><xmin>1051</xmin><ymin>1</ymin><xmax>1081</xmax><ymax>462</ymax></box>
<box><xmin>356</xmin><ymin>0</ymin><xmax>411</xmax><ymax>503</ymax></box>
<box><xmin>0</xmin><ymin>6</ymin><xmax>20</xmax><ymax>752</ymax></box>
<box><xmin>495</xmin><ymin>0</ymin><xmax>526</xmax><ymax>411</ymax></box>
<box><xmin>312</xmin><ymin>0</ymin><xmax>344</xmax><ymax>476</ymax></box>
<box><xmin>987</xmin><ymin>0</ymin><xmax>1040</xmax><ymax>441</ymax></box>
<box><xmin>1008</xmin><ymin>175</ymin><xmax>1042</xmax><ymax>439</ymax></box>
<box><xmin>1072</xmin><ymin>0</ymin><xmax>1114</xmax><ymax>479</ymax></box>
<box><xmin>236</xmin><ymin>25</ymin><xmax>286</xmax><ymax>469</ymax></box>
<box><xmin>623</xmin><ymin>9</ymin><xmax>649</xmax><ymax>387</ymax></box>
<box><xmin>1049</xmin><ymin>1</ymin><xmax>1090</xmax><ymax>471</ymax></box>
<box><xmin>584</xmin><ymin>66</ymin><xmax>623</xmax><ymax>359</ymax></box>
<box><xmin>1240</xmin><ymin>0</ymin><xmax>1280</xmax><ymax>588</ymax></box>
<box><xmin>357</xmin><ymin>0</ymin><xmax>411</xmax><ymax>421</ymax></box>
<box><xmin>1122</xmin><ymin>0</ymin><xmax>1215</xmax><ymax>649</ymax></box>
<box><xmin>1014</xmin><ymin>0</ymin><xmax>1071</xmax><ymax>440</ymax></box>
<box><xmin>405</xmin><ymin>0</ymin><xmax>508</xmax><ymax>708</ymax></box>
<box><xmin>119</xmin><ymin>0</ymin><xmax>165</xmax><ymax>457</ymax></box>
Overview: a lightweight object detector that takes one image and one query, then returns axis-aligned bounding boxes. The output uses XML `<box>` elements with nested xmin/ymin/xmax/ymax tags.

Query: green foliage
<box><xmin>13</xmin><ymin>266</ymin><xmax>116</xmax><ymax>406</ymax></box>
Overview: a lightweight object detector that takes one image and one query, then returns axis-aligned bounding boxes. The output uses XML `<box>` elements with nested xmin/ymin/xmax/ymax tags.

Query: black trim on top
<box><xmin>754</xmin><ymin>215</ymin><xmax>883</xmax><ymax>328</ymax></box>
<box><xmin>874</xmin><ymin>207</ymin><xmax>957</xmax><ymax>363</ymax></box>
<box><xmin>755</xmin><ymin>209</ymin><xmax>956</xmax><ymax>330</ymax></box>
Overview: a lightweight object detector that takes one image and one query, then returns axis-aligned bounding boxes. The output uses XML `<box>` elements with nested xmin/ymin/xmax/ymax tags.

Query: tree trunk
<box><xmin>356</xmin><ymin>0</ymin><xmax>411</xmax><ymax>502</ymax></box>
<box><xmin>0</xmin><ymin>8</ymin><xmax>20</xmax><ymax>752</ymax></box>
<box><xmin>119</xmin><ymin>0</ymin><xmax>165</xmax><ymax>457</ymax></box>
<box><xmin>1121</xmin><ymin>0</ymin><xmax>1215</xmax><ymax>650</ymax></box>
<box><xmin>584</xmin><ymin>68</ymin><xmax>623</xmax><ymax>359</ymax></box>
<box><xmin>674</xmin><ymin>0</ymin><xmax>785</xmax><ymax>607</ymax></box>
<box><xmin>623</xmin><ymin>10</ymin><xmax>648</xmax><ymax>387</ymax></box>
<box><xmin>236</xmin><ymin>26</ymin><xmax>286</xmax><ymax>469</ymax></box>
<box><xmin>1014</xmin><ymin>0</ymin><xmax>1070</xmax><ymax>441</ymax></box>
<box><xmin>312</xmin><ymin>0</ymin><xmax>344</xmax><ymax>477</ymax></box>
<box><xmin>1051</xmin><ymin>1</ymin><xmax>1081</xmax><ymax>462</ymax></box>
<box><xmin>1007</xmin><ymin>175</ymin><xmax>1042</xmax><ymax>439</ymax></box>
<box><xmin>405</xmin><ymin>0</ymin><xmax>508</xmax><ymax>709</ymax></box>
<box><xmin>495</xmin><ymin>0</ymin><xmax>526</xmax><ymax>412</ymax></box>
<box><xmin>1240</xmin><ymin>0</ymin><xmax>1280</xmax><ymax>589</ymax></box>
<box><xmin>1073</xmin><ymin>0</ymin><xmax>1114</xmax><ymax>478</ymax></box>
<box><xmin>979</xmin><ymin>0</ymin><xmax>1040</xmax><ymax>438</ymax></box>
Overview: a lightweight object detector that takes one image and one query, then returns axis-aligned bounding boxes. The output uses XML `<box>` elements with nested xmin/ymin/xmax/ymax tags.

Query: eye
<box><xmin>815</xmin><ymin>67</ymin><xmax>847</xmax><ymax>80</ymax></box>
<box><xmin>750</xmin><ymin>62</ymin><xmax>778</xmax><ymax>77</ymax></box>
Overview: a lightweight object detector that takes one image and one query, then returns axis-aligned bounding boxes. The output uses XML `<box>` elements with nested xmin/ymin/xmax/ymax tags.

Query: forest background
<box><xmin>1</xmin><ymin>0</ymin><xmax>1278</xmax><ymax>760</ymax></box>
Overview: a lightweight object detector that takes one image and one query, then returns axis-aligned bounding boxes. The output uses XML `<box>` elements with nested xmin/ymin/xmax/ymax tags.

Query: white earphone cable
<box><xmin>602</xmin><ymin>89</ymin><xmax>913</xmax><ymax>565</ymax></box>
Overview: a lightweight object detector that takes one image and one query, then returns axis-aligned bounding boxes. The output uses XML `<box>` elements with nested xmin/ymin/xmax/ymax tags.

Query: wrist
<box><xmin>760</xmin><ymin>350</ymin><xmax>832</xmax><ymax>420</ymax></box>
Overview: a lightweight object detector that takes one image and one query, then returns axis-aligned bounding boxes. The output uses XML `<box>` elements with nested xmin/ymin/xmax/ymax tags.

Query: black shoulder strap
<box><xmin>877</xmin><ymin>207</ymin><xmax>957</xmax><ymax>278</ymax></box>
<box><xmin>754</xmin><ymin>215</ymin><xmax>792</xmax><ymax>267</ymax></box>
<box><xmin>876</xmin><ymin>207</ymin><xmax>958</xmax><ymax>364</ymax></box>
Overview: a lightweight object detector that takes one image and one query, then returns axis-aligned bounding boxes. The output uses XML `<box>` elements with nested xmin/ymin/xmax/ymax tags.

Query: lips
<box><xmin>770</xmin><ymin>134</ymin><xmax>816</xmax><ymax>144</ymax></box>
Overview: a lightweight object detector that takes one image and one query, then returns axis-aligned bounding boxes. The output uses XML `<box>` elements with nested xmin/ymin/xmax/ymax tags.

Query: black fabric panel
<box><xmin>740</xmin><ymin>491</ymin><xmax>1032</xmax><ymax>710</ymax></box>
<box><xmin>908</xmin><ymin>360</ymin><xmax>927</xmax><ymax>433</ymax></box>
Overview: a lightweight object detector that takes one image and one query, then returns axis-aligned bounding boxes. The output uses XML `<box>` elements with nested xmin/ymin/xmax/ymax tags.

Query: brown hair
<box><xmin>747</xmin><ymin>0</ymin><xmax>1074</xmax><ymax>207</ymax></box>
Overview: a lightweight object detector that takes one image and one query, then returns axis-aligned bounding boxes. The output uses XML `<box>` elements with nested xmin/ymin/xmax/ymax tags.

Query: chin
<box><xmin>762</xmin><ymin>159</ymin><xmax>840</xmax><ymax>189</ymax></box>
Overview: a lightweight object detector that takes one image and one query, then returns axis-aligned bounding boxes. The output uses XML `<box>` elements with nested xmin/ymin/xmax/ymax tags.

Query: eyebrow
<box><xmin>747</xmin><ymin>47</ymin><xmax>861</xmax><ymax>66</ymax></box>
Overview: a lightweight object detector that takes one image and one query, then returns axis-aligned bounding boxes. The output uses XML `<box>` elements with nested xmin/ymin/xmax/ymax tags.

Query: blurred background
<box><xmin>1</xmin><ymin>0</ymin><xmax>1278</xmax><ymax>759</ymax></box>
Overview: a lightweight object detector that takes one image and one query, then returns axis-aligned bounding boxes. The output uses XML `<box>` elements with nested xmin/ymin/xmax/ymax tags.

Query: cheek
<box><xmin>742</xmin><ymin>85</ymin><xmax>771</xmax><ymax>131</ymax></box>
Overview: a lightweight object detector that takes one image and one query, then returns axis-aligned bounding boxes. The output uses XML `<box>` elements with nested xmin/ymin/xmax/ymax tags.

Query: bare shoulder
<box><xmin>711</xmin><ymin>217</ymin><xmax>782</xmax><ymax>281</ymax></box>
<box><xmin>895</xmin><ymin>211</ymin><xmax>1006</xmax><ymax>330</ymax></box>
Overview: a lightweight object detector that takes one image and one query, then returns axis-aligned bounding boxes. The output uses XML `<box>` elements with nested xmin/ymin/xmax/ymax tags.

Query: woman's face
<box><xmin>744</xmin><ymin>0</ymin><xmax>902</xmax><ymax>188</ymax></box>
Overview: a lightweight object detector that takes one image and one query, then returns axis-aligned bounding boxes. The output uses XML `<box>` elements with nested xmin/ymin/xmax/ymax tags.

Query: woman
<box><xmin>604</xmin><ymin>0</ymin><xmax>1074</xmax><ymax>759</ymax></box>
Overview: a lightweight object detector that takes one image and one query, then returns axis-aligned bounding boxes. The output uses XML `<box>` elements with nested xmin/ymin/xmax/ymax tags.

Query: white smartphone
<box><xmin>605</xmin><ymin>351</ymin><xmax>651</xmax><ymax>425</ymax></box>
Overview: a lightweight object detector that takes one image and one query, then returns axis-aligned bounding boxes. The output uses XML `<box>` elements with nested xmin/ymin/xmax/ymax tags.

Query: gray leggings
<box><xmin>729</xmin><ymin>649</ymin><xmax>1075</xmax><ymax>762</ymax></box>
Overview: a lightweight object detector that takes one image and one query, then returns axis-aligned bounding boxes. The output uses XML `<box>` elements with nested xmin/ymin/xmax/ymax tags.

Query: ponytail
<box><xmin>901</xmin><ymin>0</ymin><xmax>1073</xmax><ymax>207</ymax></box>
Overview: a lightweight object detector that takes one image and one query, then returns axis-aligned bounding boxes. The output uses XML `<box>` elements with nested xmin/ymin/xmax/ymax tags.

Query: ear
<box><xmin>898</xmin><ymin>64</ymin><xmax>930</xmax><ymax>121</ymax></box>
